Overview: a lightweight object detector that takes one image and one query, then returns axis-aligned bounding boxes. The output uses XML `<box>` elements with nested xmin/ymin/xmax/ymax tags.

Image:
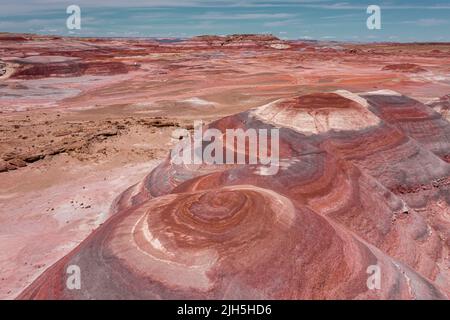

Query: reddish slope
<box><xmin>18</xmin><ymin>91</ymin><xmax>450</xmax><ymax>299</ymax></box>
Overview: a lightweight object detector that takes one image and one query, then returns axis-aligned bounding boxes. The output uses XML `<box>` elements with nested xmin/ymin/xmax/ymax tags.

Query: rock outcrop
<box><xmin>382</xmin><ymin>63</ymin><xmax>427</xmax><ymax>73</ymax></box>
<box><xmin>19</xmin><ymin>90</ymin><xmax>450</xmax><ymax>300</ymax></box>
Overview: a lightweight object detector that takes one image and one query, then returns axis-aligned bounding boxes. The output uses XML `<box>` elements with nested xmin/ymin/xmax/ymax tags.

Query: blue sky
<box><xmin>0</xmin><ymin>0</ymin><xmax>449</xmax><ymax>41</ymax></box>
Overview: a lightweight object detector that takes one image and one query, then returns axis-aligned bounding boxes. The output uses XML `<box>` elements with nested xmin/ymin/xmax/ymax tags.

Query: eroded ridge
<box><xmin>19</xmin><ymin>91</ymin><xmax>450</xmax><ymax>299</ymax></box>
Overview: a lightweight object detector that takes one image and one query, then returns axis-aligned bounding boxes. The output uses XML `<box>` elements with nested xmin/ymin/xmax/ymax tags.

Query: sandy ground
<box><xmin>0</xmin><ymin>111</ymin><xmax>183</xmax><ymax>298</ymax></box>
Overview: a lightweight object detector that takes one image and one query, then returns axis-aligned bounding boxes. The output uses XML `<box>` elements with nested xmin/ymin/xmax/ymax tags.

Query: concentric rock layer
<box><xmin>19</xmin><ymin>91</ymin><xmax>450</xmax><ymax>299</ymax></box>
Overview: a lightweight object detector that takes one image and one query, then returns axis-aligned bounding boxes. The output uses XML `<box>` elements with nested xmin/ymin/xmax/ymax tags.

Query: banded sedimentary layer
<box><xmin>19</xmin><ymin>90</ymin><xmax>450</xmax><ymax>299</ymax></box>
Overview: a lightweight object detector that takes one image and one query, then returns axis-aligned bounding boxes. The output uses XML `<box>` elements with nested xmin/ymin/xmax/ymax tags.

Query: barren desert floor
<box><xmin>1</xmin><ymin>33</ymin><xmax>449</xmax><ymax>299</ymax></box>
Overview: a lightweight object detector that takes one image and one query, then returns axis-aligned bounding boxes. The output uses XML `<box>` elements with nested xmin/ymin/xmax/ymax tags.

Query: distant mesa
<box><xmin>10</xmin><ymin>57</ymin><xmax>132</xmax><ymax>79</ymax></box>
<box><xmin>0</xmin><ymin>34</ymin><xmax>30</xmax><ymax>42</ymax></box>
<box><xmin>0</xmin><ymin>32</ymin><xmax>61</xmax><ymax>42</ymax></box>
<box><xmin>191</xmin><ymin>34</ymin><xmax>289</xmax><ymax>48</ymax></box>
<box><xmin>193</xmin><ymin>34</ymin><xmax>280</xmax><ymax>42</ymax></box>
<box><xmin>382</xmin><ymin>63</ymin><xmax>427</xmax><ymax>73</ymax></box>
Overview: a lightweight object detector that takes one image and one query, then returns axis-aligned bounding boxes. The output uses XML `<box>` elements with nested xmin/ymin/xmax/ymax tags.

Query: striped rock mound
<box><xmin>19</xmin><ymin>90</ymin><xmax>450</xmax><ymax>299</ymax></box>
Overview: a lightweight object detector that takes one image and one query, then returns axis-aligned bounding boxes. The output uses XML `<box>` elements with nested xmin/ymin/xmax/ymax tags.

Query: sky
<box><xmin>0</xmin><ymin>0</ymin><xmax>449</xmax><ymax>42</ymax></box>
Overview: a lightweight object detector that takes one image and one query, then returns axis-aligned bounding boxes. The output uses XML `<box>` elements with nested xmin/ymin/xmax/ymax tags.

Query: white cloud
<box><xmin>399</xmin><ymin>18</ymin><xmax>449</xmax><ymax>27</ymax></box>
<box><xmin>263</xmin><ymin>19</ymin><xmax>300</xmax><ymax>27</ymax></box>
<box><xmin>416</xmin><ymin>18</ymin><xmax>448</xmax><ymax>26</ymax></box>
<box><xmin>193</xmin><ymin>12</ymin><xmax>296</xmax><ymax>20</ymax></box>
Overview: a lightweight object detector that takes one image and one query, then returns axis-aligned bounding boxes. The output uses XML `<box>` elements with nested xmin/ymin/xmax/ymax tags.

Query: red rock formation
<box><xmin>11</xmin><ymin>59</ymin><xmax>132</xmax><ymax>79</ymax></box>
<box><xmin>192</xmin><ymin>34</ymin><xmax>280</xmax><ymax>46</ymax></box>
<box><xmin>382</xmin><ymin>63</ymin><xmax>427</xmax><ymax>73</ymax></box>
<box><xmin>19</xmin><ymin>90</ymin><xmax>450</xmax><ymax>300</ymax></box>
<box><xmin>0</xmin><ymin>34</ymin><xmax>29</xmax><ymax>41</ymax></box>
<box><xmin>428</xmin><ymin>94</ymin><xmax>450</xmax><ymax>123</ymax></box>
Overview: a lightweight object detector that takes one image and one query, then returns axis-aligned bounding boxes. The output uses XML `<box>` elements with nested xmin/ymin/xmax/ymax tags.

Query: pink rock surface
<box><xmin>1</xmin><ymin>34</ymin><xmax>450</xmax><ymax>300</ymax></box>
<box><xmin>19</xmin><ymin>91</ymin><xmax>450</xmax><ymax>299</ymax></box>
